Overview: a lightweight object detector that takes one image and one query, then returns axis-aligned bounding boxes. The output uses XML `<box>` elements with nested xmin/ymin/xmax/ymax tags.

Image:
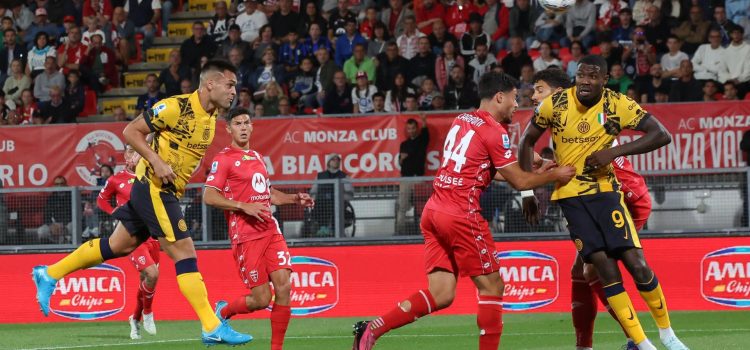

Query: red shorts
<box><xmin>624</xmin><ymin>191</ymin><xmax>652</xmax><ymax>231</ymax></box>
<box><xmin>232</xmin><ymin>234</ymin><xmax>292</xmax><ymax>289</ymax></box>
<box><xmin>420</xmin><ymin>208</ymin><xmax>500</xmax><ymax>277</ymax></box>
<box><xmin>129</xmin><ymin>239</ymin><xmax>161</xmax><ymax>272</ymax></box>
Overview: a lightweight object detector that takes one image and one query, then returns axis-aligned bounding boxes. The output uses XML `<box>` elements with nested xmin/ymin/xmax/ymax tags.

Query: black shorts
<box><xmin>113</xmin><ymin>178</ymin><xmax>190</xmax><ymax>242</ymax></box>
<box><xmin>558</xmin><ymin>191</ymin><xmax>641</xmax><ymax>262</ymax></box>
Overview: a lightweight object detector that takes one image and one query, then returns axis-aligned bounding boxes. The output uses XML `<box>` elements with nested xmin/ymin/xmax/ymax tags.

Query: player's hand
<box><xmin>522</xmin><ymin>196</ymin><xmax>540</xmax><ymax>226</ymax></box>
<box><xmin>552</xmin><ymin>165</ymin><xmax>576</xmax><ymax>185</ymax></box>
<box><xmin>532</xmin><ymin>152</ymin><xmax>544</xmax><ymax>170</ymax></box>
<box><xmin>152</xmin><ymin>158</ymin><xmax>177</xmax><ymax>184</ymax></box>
<box><xmin>534</xmin><ymin>159</ymin><xmax>557</xmax><ymax>174</ymax></box>
<box><xmin>296</xmin><ymin>193</ymin><xmax>315</xmax><ymax>208</ymax></box>
<box><xmin>238</xmin><ymin>202</ymin><xmax>272</xmax><ymax>222</ymax></box>
<box><xmin>584</xmin><ymin>148</ymin><xmax>616</xmax><ymax>170</ymax></box>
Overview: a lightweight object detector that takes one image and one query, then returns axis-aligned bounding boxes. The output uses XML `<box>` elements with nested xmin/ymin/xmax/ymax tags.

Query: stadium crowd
<box><xmin>0</xmin><ymin>0</ymin><xmax>750</xmax><ymax>125</ymax></box>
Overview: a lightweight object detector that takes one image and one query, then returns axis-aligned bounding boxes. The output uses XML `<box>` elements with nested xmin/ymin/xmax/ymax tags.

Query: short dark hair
<box><xmin>146</xmin><ymin>73</ymin><xmax>158</xmax><ymax>80</ymax></box>
<box><xmin>373</xmin><ymin>92</ymin><xmax>385</xmax><ymax>99</ymax></box>
<box><xmin>201</xmin><ymin>59</ymin><xmax>238</xmax><ymax>78</ymax></box>
<box><xmin>731</xmin><ymin>25</ymin><xmax>745</xmax><ymax>35</ymax></box>
<box><xmin>667</xmin><ymin>34</ymin><xmax>680</xmax><ymax>42</ymax></box>
<box><xmin>532</xmin><ymin>68</ymin><xmax>572</xmax><ymax>89</ymax></box>
<box><xmin>100</xmin><ymin>164</ymin><xmax>114</xmax><ymax>175</ymax></box>
<box><xmin>405</xmin><ymin>93</ymin><xmax>417</xmax><ymax>100</ymax></box>
<box><xmin>406</xmin><ymin>118</ymin><xmax>418</xmax><ymax>126</ymax></box>
<box><xmin>225</xmin><ymin>107</ymin><xmax>251</xmax><ymax>121</ymax></box>
<box><xmin>619</xmin><ymin>7</ymin><xmax>632</xmax><ymax>15</ymax></box>
<box><xmin>4</xmin><ymin>28</ymin><xmax>15</xmax><ymax>35</ymax></box>
<box><xmin>577</xmin><ymin>55</ymin><xmax>608</xmax><ymax>75</ymax></box>
<box><xmin>478</xmin><ymin>72</ymin><xmax>519</xmax><ymax>100</ymax></box>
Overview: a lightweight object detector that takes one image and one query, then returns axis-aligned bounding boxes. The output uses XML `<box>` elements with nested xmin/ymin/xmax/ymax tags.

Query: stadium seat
<box><xmin>528</xmin><ymin>49</ymin><xmax>540</xmax><ymax>60</ymax></box>
<box><xmin>590</xmin><ymin>46</ymin><xmax>601</xmax><ymax>55</ymax></box>
<box><xmin>146</xmin><ymin>47</ymin><xmax>174</xmax><ymax>63</ymax></box>
<box><xmin>80</xmin><ymin>88</ymin><xmax>98</xmax><ymax>117</ymax></box>
<box><xmin>123</xmin><ymin>71</ymin><xmax>160</xmax><ymax>89</ymax></box>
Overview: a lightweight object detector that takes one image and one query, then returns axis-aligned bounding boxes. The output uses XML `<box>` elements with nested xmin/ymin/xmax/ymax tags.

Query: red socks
<box><xmin>371</xmin><ymin>289</ymin><xmax>437</xmax><ymax>339</ymax></box>
<box><xmin>477</xmin><ymin>295</ymin><xmax>503</xmax><ymax>350</ymax></box>
<box><xmin>140</xmin><ymin>281</ymin><xmax>156</xmax><ymax>315</ymax></box>
<box><xmin>271</xmin><ymin>304</ymin><xmax>291</xmax><ymax>350</ymax></box>
<box><xmin>133</xmin><ymin>287</ymin><xmax>144</xmax><ymax>321</ymax></box>
<box><xmin>571</xmin><ymin>278</ymin><xmax>597</xmax><ymax>347</ymax></box>
<box><xmin>221</xmin><ymin>295</ymin><xmax>251</xmax><ymax>320</ymax></box>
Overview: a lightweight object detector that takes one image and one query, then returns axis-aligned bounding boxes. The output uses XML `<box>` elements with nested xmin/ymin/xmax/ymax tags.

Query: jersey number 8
<box><xmin>442</xmin><ymin>125</ymin><xmax>476</xmax><ymax>172</ymax></box>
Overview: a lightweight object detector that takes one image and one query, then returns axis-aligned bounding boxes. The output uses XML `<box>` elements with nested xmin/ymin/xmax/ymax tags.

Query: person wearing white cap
<box><xmin>23</xmin><ymin>7</ymin><xmax>59</xmax><ymax>47</ymax></box>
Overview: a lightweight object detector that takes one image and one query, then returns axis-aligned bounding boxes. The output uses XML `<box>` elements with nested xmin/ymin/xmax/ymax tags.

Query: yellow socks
<box><xmin>175</xmin><ymin>259</ymin><xmax>220</xmax><ymax>332</ymax></box>
<box><xmin>47</xmin><ymin>238</ymin><xmax>110</xmax><ymax>280</ymax></box>
<box><xmin>604</xmin><ymin>282</ymin><xmax>647</xmax><ymax>344</ymax></box>
<box><xmin>637</xmin><ymin>275</ymin><xmax>671</xmax><ymax>329</ymax></box>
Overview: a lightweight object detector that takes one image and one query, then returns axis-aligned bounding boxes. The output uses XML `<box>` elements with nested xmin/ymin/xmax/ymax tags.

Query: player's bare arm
<box><xmin>585</xmin><ymin>115</ymin><xmax>672</xmax><ymax>169</ymax></box>
<box><xmin>496</xmin><ymin>162</ymin><xmax>575</xmax><ymax>191</ymax></box>
<box><xmin>203</xmin><ymin>186</ymin><xmax>272</xmax><ymax>222</ymax></box>
<box><xmin>270</xmin><ymin>188</ymin><xmax>315</xmax><ymax>207</ymax></box>
<box><xmin>123</xmin><ymin>115</ymin><xmax>176</xmax><ymax>184</ymax></box>
<box><xmin>518</xmin><ymin>123</ymin><xmax>547</xmax><ymax>225</ymax></box>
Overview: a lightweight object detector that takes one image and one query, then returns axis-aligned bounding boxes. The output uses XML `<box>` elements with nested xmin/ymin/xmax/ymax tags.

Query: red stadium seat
<box><xmin>496</xmin><ymin>49</ymin><xmax>508</xmax><ymax>61</ymax></box>
<box><xmin>80</xmin><ymin>88</ymin><xmax>97</xmax><ymax>117</ymax></box>
<box><xmin>528</xmin><ymin>49</ymin><xmax>540</xmax><ymax>60</ymax></box>
<box><xmin>590</xmin><ymin>46</ymin><xmax>601</xmax><ymax>55</ymax></box>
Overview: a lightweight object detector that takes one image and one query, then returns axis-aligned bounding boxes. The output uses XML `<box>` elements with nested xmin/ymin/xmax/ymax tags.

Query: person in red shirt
<box><xmin>97</xmin><ymin>145</ymin><xmax>161</xmax><ymax>340</ymax></box>
<box><xmin>415</xmin><ymin>0</ymin><xmax>445</xmax><ymax>35</ymax></box>
<box><xmin>16</xmin><ymin>89</ymin><xmax>37</xmax><ymax>125</ymax></box>
<box><xmin>57</xmin><ymin>25</ymin><xmax>87</xmax><ymax>76</ymax></box>
<box><xmin>444</xmin><ymin>0</ymin><xmax>482</xmax><ymax>38</ymax></box>
<box><xmin>353</xmin><ymin>72</ymin><xmax>575</xmax><ymax>350</ymax></box>
<box><xmin>203</xmin><ymin>107</ymin><xmax>315</xmax><ymax>350</ymax></box>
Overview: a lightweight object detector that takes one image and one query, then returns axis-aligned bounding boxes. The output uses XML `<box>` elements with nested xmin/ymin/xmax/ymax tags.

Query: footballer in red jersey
<box><xmin>203</xmin><ymin>108</ymin><xmax>314</xmax><ymax>350</ymax></box>
<box><xmin>97</xmin><ymin>145</ymin><xmax>161</xmax><ymax>339</ymax></box>
<box><xmin>353</xmin><ymin>72</ymin><xmax>576</xmax><ymax>350</ymax></box>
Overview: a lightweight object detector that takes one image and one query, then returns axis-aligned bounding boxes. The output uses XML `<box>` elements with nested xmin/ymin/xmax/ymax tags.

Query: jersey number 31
<box><xmin>442</xmin><ymin>125</ymin><xmax>475</xmax><ymax>172</ymax></box>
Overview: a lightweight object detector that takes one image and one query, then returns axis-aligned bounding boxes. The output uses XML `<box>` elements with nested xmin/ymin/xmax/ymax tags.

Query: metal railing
<box><xmin>1</xmin><ymin>168</ymin><xmax>749</xmax><ymax>252</ymax></box>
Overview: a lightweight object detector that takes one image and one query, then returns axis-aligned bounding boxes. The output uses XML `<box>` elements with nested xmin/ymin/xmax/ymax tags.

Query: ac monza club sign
<box><xmin>3</xmin><ymin>237</ymin><xmax>750</xmax><ymax>323</ymax></box>
<box><xmin>1</xmin><ymin>101</ymin><xmax>749</xmax><ymax>188</ymax></box>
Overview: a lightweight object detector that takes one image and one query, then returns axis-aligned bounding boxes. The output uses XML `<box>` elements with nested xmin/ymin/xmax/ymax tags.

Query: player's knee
<box><xmin>433</xmin><ymin>289</ymin><xmax>455</xmax><ymax>309</ymax></box>
<box><xmin>583</xmin><ymin>264</ymin><xmax>598</xmax><ymax>282</ymax></box>
<box><xmin>273</xmin><ymin>279</ymin><xmax>291</xmax><ymax>297</ymax></box>
<box><xmin>629</xmin><ymin>262</ymin><xmax>653</xmax><ymax>284</ymax></box>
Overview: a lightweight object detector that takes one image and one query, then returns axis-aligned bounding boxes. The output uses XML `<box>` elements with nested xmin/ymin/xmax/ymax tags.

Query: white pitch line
<box><xmin>15</xmin><ymin>328</ymin><xmax>750</xmax><ymax>350</ymax></box>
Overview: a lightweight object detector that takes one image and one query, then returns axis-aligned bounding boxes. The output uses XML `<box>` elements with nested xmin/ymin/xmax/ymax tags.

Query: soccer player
<box><xmin>96</xmin><ymin>145</ymin><xmax>161</xmax><ymax>339</ymax></box>
<box><xmin>352</xmin><ymin>72</ymin><xmax>577</xmax><ymax>350</ymax></box>
<box><xmin>529</xmin><ymin>67</ymin><xmax>653</xmax><ymax>350</ymax></box>
<box><xmin>32</xmin><ymin>60</ymin><xmax>253</xmax><ymax>346</ymax></box>
<box><xmin>519</xmin><ymin>56</ymin><xmax>689</xmax><ymax>350</ymax></box>
<box><xmin>203</xmin><ymin>107</ymin><xmax>315</xmax><ymax>350</ymax></box>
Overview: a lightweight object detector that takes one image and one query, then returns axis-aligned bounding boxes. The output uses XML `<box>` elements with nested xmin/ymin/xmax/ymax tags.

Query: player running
<box><xmin>352</xmin><ymin>72</ymin><xmax>576</xmax><ymax>350</ymax></box>
<box><xmin>96</xmin><ymin>145</ymin><xmax>161</xmax><ymax>339</ymax></box>
<box><xmin>528</xmin><ymin>68</ymin><xmax>652</xmax><ymax>350</ymax></box>
<box><xmin>32</xmin><ymin>60</ymin><xmax>253</xmax><ymax>346</ymax></box>
<box><xmin>203</xmin><ymin>108</ymin><xmax>315</xmax><ymax>350</ymax></box>
<box><xmin>519</xmin><ymin>56</ymin><xmax>689</xmax><ymax>350</ymax></box>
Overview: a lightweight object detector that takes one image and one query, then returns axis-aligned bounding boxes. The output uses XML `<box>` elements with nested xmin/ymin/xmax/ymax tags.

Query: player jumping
<box><xmin>528</xmin><ymin>68</ymin><xmax>653</xmax><ymax>350</ymax></box>
<box><xmin>203</xmin><ymin>108</ymin><xmax>315</xmax><ymax>350</ymax></box>
<box><xmin>519</xmin><ymin>56</ymin><xmax>689</xmax><ymax>350</ymax></box>
<box><xmin>32</xmin><ymin>60</ymin><xmax>253</xmax><ymax>346</ymax></box>
<box><xmin>352</xmin><ymin>72</ymin><xmax>576</xmax><ymax>350</ymax></box>
<box><xmin>97</xmin><ymin>145</ymin><xmax>161</xmax><ymax>339</ymax></box>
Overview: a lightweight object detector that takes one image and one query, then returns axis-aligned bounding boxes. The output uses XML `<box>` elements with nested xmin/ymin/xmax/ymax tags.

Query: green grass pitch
<box><xmin>1</xmin><ymin>311</ymin><xmax>747</xmax><ymax>349</ymax></box>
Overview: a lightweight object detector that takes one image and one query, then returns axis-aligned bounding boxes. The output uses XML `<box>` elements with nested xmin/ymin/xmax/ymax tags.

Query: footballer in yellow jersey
<box><xmin>519</xmin><ymin>57</ymin><xmax>689</xmax><ymax>350</ymax></box>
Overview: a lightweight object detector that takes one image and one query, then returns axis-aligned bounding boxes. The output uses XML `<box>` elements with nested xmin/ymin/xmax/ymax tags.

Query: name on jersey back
<box><xmin>437</xmin><ymin>174</ymin><xmax>464</xmax><ymax>187</ymax></box>
<box><xmin>457</xmin><ymin>113</ymin><xmax>486</xmax><ymax>127</ymax></box>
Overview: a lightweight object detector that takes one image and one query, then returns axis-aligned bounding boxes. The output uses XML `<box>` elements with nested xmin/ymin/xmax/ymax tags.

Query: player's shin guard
<box><xmin>141</xmin><ymin>280</ymin><xmax>156</xmax><ymax>315</ymax></box>
<box><xmin>221</xmin><ymin>295</ymin><xmax>252</xmax><ymax>319</ymax></box>
<box><xmin>571</xmin><ymin>278</ymin><xmax>597</xmax><ymax>348</ymax></box>
<box><xmin>370</xmin><ymin>289</ymin><xmax>437</xmax><ymax>339</ymax></box>
<box><xmin>590</xmin><ymin>278</ymin><xmax>629</xmax><ymax>337</ymax></box>
<box><xmin>175</xmin><ymin>258</ymin><xmax>220</xmax><ymax>332</ymax></box>
<box><xmin>133</xmin><ymin>286</ymin><xmax>145</xmax><ymax>321</ymax></box>
<box><xmin>636</xmin><ymin>274</ymin><xmax>671</xmax><ymax>329</ymax></box>
<box><xmin>47</xmin><ymin>238</ymin><xmax>114</xmax><ymax>280</ymax></box>
<box><xmin>477</xmin><ymin>295</ymin><xmax>503</xmax><ymax>350</ymax></box>
<box><xmin>604</xmin><ymin>282</ymin><xmax>647</xmax><ymax>344</ymax></box>
<box><xmin>271</xmin><ymin>304</ymin><xmax>291</xmax><ymax>350</ymax></box>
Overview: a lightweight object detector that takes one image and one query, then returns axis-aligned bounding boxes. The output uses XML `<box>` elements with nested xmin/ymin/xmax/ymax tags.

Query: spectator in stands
<box><xmin>409</xmin><ymin>37</ymin><xmax>436</xmax><ymax>88</ymax></box>
<box><xmin>16</xmin><ymin>88</ymin><xmax>37</xmax><ymax>125</ymax></box>
<box><xmin>509</xmin><ymin>0</ymin><xmax>536</xmax><ymax>48</ymax></box>
<box><xmin>11</xmin><ymin>4</ymin><xmax>33</xmax><ymax>32</ymax></box>
<box><xmin>298</xmin><ymin>1</ymin><xmax>327</xmax><ymax>38</ymax></box>
<box><xmin>236</xmin><ymin>87</ymin><xmax>253</xmax><ymax>110</ymax></box>
<box><xmin>367</xmin><ymin>22</ymin><xmax>391</xmax><ymax>58</ymax></box>
<box><xmin>180</xmin><ymin>78</ymin><xmax>193</xmax><ymax>94</ymax></box>
<box><xmin>445</xmin><ymin>0</ymin><xmax>479</xmax><ymax>38</ymax></box>
<box><xmin>328</xmin><ymin>0</ymin><xmax>356</xmax><ymax>38</ymax></box>
<box><xmin>483</xmin><ymin>0</ymin><xmax>510</xmax><ymax>51</ymax></box>
<box><xmin>0</xmin><ymin>90</ymin><xmax>17</xmax><ymax>125</ymax></box>
<box><xmin>661</xmin><ymin>35</ymin><xmax>689</xmax><ymax>79</ymax></box>
<box><xmin>501</xmin><ymin>36</ymin><xmax>532</xmax><ymax>79</ymax></box>
<box><xmin>208</xmin><ymin>0</ymin><xmax>235</xmax><ymax>43</ymax></box>
<box><xmin>277</xmin><ymin>96</ymin><xmax>292</xmax><ymax>116</ymax></box>
<box><xmin>692</xmin><ymin>28</ymin><xmax>724</xmax><ymax>82</ymax></box>
<box><xmin>289</xmin><ymin>56</ymin><xmax>317</xmax><ymax>110</ymax></box>
<box><xmin>180</xmin><ymin>21</ymin><xmax>217</xmax><ymax>75</ymax></box>
<box><xmin>611</xmin><ymin>8</ymin><xmax>634</xmax><ymax>43</ymax></box>
<box><xmin>251</xmin><ymin>24</ymin><xmax>276</xmax><ymax>63</ymax></box>
<box><xmin>564</xmin><ymin>0</ymin><xmax>596</xmax><ymax>49</ymax></box>
<box><xmin>359</xmin><ymin>7</ymin><xmax>379</xmax><ymax>40</ymax></box>
<box><xmin>111</xmin><ymin>7</ymin><xmax>135</xmax><ymax>64</ymax></box>
<box><xmin>672</xmin><ymin>5</ymin><xmax>709</xmax><ymax>55</ymax></box>
<box><xmin>309</xmin><ymin>154</ymin><xmax>353</xmax><ymax>237</ymax></box>
<box><xmin>723</xmin><ymin>81</ymin><xmax>739</xmax><ymax>100</ymax></box>
<box><xmin>343</xmin><ymin>43</ymin><xmax>375</xmax><ymax>84</ymax></box>
<box><xmin>38</xmin><ymin>176</ymin><xmax>72</xmax><ymax>244</ymax></box>
<box><xmin>434</xmin><ymin>40</ymin><xmax>463</xmax><ymax>91</ymax></box>
<box><xmin>669</xmin><ymin>60</ymin><xmax>703</xmax><ymax>102</ymax></box>
<box><xmin>58</xmin><ymin>16</ymin><xmax>77</xmax><ymax>46</ymax></box>
<box><xmin>64</xmin><ymin>70</ymin><xmax>85</xmax><ymax>117</ymax></box>
<box><xmin>26</xmin><ymin>31</ymin><xmax>55</xmax><ymax>79</ymax></box>
<box><xmin>725</xmin><ymin>0</ymin><xmax>749</xmax><ymax>25</ymax></box>
<box><xmin>459</xmin><ymin>12</ymin><xmax>489</xmax><ymax>59</ymax></box>
<box><xmin>253</xmin><ymin>103</ymin><xmax>264</xmax><ymax>117</ymax></box>
<box><xmin>83</xmin><ymin>0</ymin><xmax>113</xmax><ymax>26</ymax></box>
<box><xmin>444</xmin><ymin>65</ymin><xmax>479</xmax><ymax>109</ymax></box>
<box><xmin>718</xmin><ymin>26</ymin><xmax>750</xmax><ymax>97</ymax></box>
<box><xmin>372</xmin><ymin>92</ymin><xmax>386</xmax><ymax>113</ymax></box>
<box><xmin>468</xmin><ymin>42</ymin><xmax>496</xmax><ymax>86</ymax></box>
<box><xmin>417</xmin><ymin>78</ymin><xmax>439</xmax><ymax>110</ymax></box>
<box><xmin>124</xmin><ymin>0</ymin><xmax>161</xmax><ymax>52</ymax></box>
<box><xmin>57</xmin><ymin>26</ymin><xmax>87</xmax><ymax>77</ymax></box>
<box><xmin>702</xmin><ymin>79</ymin><xmax>721</xmax><ymax>101</ymax></box>
<box><xmin>3</xmin><ymin>59</ymin><xmax>29</xmax><ymax>105</ymax></box>
<box><xmin>605</xmin><ymin>62</ymin><xmax>633</xmax><ymax>93</ymax></box>
<box><xmin>23</xmin><ymin>8</ymin><xmax>59</xmax><ymax>47</ymax></box>
<box><xmin>279</xmin><ymin>30</ymin><xmax>304</xmax><ymax>74</ymax></box>
<box><xmin>228</xmin><ymin>47</ymin><xmax>252</xmax><ymax>92</ymax></box>
<box><xmin>269</xmin><ymin>0</ymin><xmax>299</xmax><ymax>40</ymax></box>
<box><xmin>159</xmin><ymin>49</ymin><xmax>190</xmax><ymax>97</ymax></box>
<box><xmin>0</xmin><ymin>29</ymin><xmax>23</xmax><ymax>82</ymax></box>
<box><xmin>352</xmin><ymin>71</ymin><xmax>378</xmax><ymax>114</ymax></box>
<box><xmin>301</xmin><ymin>22</ymin><xmax>332</xmax><ymax>59</ymax></box>
<box><xmin>385</xmin><ymin>71</ymin><xmax>415</xmax><ymax>112</ymax></box>
<box><xmin>81</xmin><ymin>16</ymin><xmax>111</xmax><ymax>49</ymax></box>
<box><xmin>632</xmin><ymin>0</ymin><xmax>652</xmax><ymax>25</ymax></box>
<box><xmin>335</xmin><ymin>18</ymin><xmax>366</xmax><ymax>67</ymax></box>
<box><xmin>643</xmin><ymin>4</ymin><xmax>670</xmax><ymax>53</ymax></box>
<box><xmin>431</xmin><ymin>93</ymin><xmax>446</xmax><ymax>109</ymax></box>
<box><xmin>34</xmin><ymin>57</ymin><xmax>65</xmax><ymax>102</ymax></box>
<box><xmin>428</xmin><ymin>20</ymin><xmax>457</xmax><ymax>56</ymax></box>
<box><xmin>323</xmin><ymin>70</ymin><xmax>353</xmax><ymax>114</ymax></box>
<box><xmin>415</xmin><ymin>0</ymin><xmax>444</xmax><ymax>36</ymax></box>
<box><xmin>261</xmin><ymin>80</ymin><xmax>285</xmax><ymax>116</ymax></box>
<box><xmin>381</xmin><ymin>0</ymin><xmax>414</xmax><ymax>38</ymax></box>
<box><xmin>533</xmin><ymin>41</ymin><xmax>562</xmax><ymax>72</ymax></box>
<box><xmin>533</xmin><ymin>9</ymin><xmax>565</xmax><ymax>48</ymax></box>
<box><xmin>518</xmin><ymin>63</ymin><xmax>535</xmax><ymax>92</ymax></box>
<box><xmin>597</xmin><ymin>0</ymin><xmax>628</xmax><ymax>35</ymax></box>
<box><xmin>566</xmin><ymin>40</ymin><xmax>585</xmax><ymax>78</ymax></box>
<box><xmin>376</xmin><ymin>41</ymin><xmax>409</xmax><ymax>92</ymax></box>
<box><xmin>640</xmin><ymin>63</ymin><xmax>668</xmax><ymax>103</ymax></box>
<box><xmin>250</xmin><ymin>47</ymin><xmax>285</xmax><ymax>99</ymax></box>
<box><xmin>82</xmin><ymin>33</ymin><xmax>119</xmax><ymax>92</ymax></box>
<box><xmin>217</xmin><ymin>24</ymin><xmax>252</xmax><ymax>62</ymax></box>
<box><xmin>622</xmin><ymin>25</ymin><xmax>656</xmax><ymax>89</ymax></box>
<box><xmin>39</xmin><ymin>85</ymin><xmax>75</xmax><ymax>123</ymax></box>
<box><xmin>236</xmin><ymin>0</ymin><xmax>267</xmax><ymax>43</ymax></box>
<box><xmin>396</xmin><ymin>113</ymin><xmax>428</xmax><ymax>234</ymax></box>
<box><xmin>112</xmin><ymin>105</ymin><xmax>129</xmax><ymax>121</ymax></box>
<box><xmin>397</xmin><ymin>15</ymin><xmax>425</xmax><ymax>60</ymax></box>
<box><xmin>135</xmin><ymin>73</ymin><xmax>166</xmax><ymax>116</ymax></box>
<box><xmin>314</xmin><ymin>47</ymin><xmax>338</xmax><ymax>94</ymax></box>
<box><xmin>710</xmin><ymin>5</ymin><xmax>735</xmax><ymax>46</ymax></box>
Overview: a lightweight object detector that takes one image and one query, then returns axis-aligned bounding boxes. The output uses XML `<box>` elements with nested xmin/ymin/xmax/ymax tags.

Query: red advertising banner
<box><xmin>1</xmin><ymin>101</ymin><xmax>749</xmax><ymax>188</ymax></box>
<box><xmin>1</xmin><ymin>237</ymin><xmax>749</xmax><ymax>323</ymax></box>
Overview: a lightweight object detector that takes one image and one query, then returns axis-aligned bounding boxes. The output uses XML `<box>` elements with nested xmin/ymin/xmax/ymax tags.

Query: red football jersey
<box><xmin>610</xmin><ymin>140</ymin><xmax>649</xmax><ymax>204</ymax></box>
<box><xmin>425</xmin><ymin>110</ymin><xmax>517</xmax><ymax>217</ymax></box>
<box><xmin>205</xmin><ymin>146</ymin><xmax>281</xmax><ymax>244</ymax></box>
<box><xmin>97</xmin><ymin>170</ymin><xmax>136</xmax><ymax>215</ymax></box>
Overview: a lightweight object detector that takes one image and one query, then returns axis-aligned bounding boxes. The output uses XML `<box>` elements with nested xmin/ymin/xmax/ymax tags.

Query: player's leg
<box><xmin>471</xmin><ymin>272</ymin><xmax>504</xmax><ymax>350</ymax></box>
<box><xmin>570</xmin><ymin>254</ymin><xmax>597</xmax><ymax>350</ymax></box>
<box><xmin>217</xmin><ymin>237</ymin><xmax>274</xmax><ymax>320</ymax></box>
<box><xmin>269</xmin><ymin>268</ymin><xmax>292</xmax><ymax>350</ymax></box>
<box><xmin>140</xmin><ymin>241</ymin><xmax>161</xmax><ymax>335</ymax></box>
<box><xmin>127</xmin><ymin>241</ymin><xmax>158</xmax><ymax>339</ymax></box>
